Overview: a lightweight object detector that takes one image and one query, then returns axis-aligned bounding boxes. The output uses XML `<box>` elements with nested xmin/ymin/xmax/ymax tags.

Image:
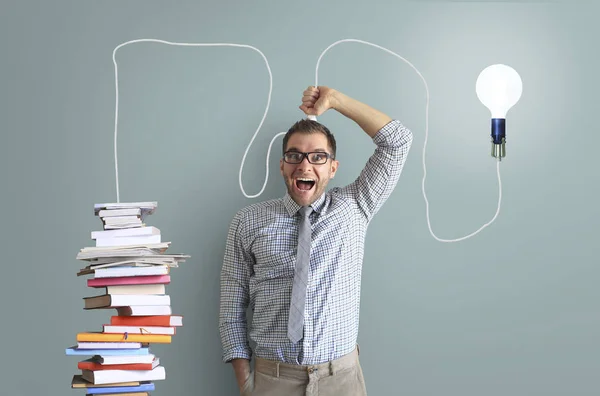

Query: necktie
<box><xmin>287</xmin><ymin>206</ymin><xmax>313</xmax><ymax>343</ymax></box>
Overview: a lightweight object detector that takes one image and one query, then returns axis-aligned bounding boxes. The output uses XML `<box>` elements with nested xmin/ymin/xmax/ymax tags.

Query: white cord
<box><xmin>111</xmin><ymin>38</ymin><xmax>502</xmax><ymax>242</ymax></box>
<box><xmin>112</xmin><ymin>39</ymin><xmax>278</xmax><ymax>202</ymax></box>
<box><xmin>314</xmin><ymin>39</ymin><xmax>502</xmax><ymax>242</ymax></box>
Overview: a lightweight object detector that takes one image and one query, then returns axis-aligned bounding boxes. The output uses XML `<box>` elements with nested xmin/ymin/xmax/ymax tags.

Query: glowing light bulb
<box><xmin>476</xmin><ymin>64</ymin><xmax>523</xmax><ymax>160</ymax></box>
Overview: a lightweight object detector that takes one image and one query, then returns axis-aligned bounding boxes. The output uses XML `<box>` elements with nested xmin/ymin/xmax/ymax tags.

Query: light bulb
<box><xmin>476</xmin><ymin>64</ymin><xmax>523</xmax><ymax>160</ymax></box>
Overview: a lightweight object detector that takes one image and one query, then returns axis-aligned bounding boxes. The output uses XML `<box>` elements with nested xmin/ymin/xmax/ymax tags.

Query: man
<box><xmin>219</xmin><ymin>86</ymin><xmax>413</xmax><ymax>395</ymax></box>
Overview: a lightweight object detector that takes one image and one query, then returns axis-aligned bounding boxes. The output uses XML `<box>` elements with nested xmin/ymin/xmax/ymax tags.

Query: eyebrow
<box><xmin>286</xmin><ymin>147</ymin><xmax>328</xmax><ymax>152</ymax></box>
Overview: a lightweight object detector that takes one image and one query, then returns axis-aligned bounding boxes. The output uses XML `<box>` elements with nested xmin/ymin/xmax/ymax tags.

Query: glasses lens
<box><xmin>284</xmin><ymin>152</ymin><xmax>303</xmax><ymax>163</ymax></box>
<box><xmin>309</xmin><ymin>152</ymin><xmax>328</xmax><ymax>164</ymax></box>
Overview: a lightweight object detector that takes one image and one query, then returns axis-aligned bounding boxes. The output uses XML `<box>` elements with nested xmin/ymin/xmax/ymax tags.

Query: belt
<box><xmin>255</xmin><ymin>346</ymin><xmax>360</xmax><ymax>380</ymax></box>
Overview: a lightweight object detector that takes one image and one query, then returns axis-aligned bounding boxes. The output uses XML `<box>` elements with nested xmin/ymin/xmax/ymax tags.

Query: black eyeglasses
<box><xmin>283</xmin><ymin>151</ymin><xmax>334</xmax><ymax>165</ymax></box>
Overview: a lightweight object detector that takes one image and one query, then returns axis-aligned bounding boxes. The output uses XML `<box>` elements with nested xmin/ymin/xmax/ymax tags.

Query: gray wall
<box><xmin>1</xmin><ymin>0</ymin><xmax>598</xmax><ymax>395</ymax></box>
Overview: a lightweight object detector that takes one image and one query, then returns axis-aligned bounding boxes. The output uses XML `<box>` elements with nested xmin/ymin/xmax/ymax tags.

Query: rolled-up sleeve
<box><xmin>339</xmin><ymin>120</ymin><xmax>413</xmax><ymax>223</ymax></box>
<box><xmin>219</xmin><ymin>210</ymin><xmax>253</xmax><ymax>362</ymax></box>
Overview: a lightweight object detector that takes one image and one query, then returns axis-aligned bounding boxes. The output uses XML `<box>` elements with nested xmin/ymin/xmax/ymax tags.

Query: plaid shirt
<box><xmin>219</xmin><ymin>120</ymin><xmax>413</xmax><ymax>365</ymax></box>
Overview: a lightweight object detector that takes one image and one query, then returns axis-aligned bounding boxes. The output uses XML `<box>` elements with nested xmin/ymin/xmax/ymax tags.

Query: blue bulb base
<box><xmin>491</xmin><ymin>118</ymin><xmax>506</xmax><ymax>159</ymax></box>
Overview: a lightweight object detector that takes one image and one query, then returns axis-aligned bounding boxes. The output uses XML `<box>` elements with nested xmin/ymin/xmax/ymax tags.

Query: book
<box><xmin>94</xmin><ymin>354</ymin><xmax>155</xmax><ymax>365</ymax></box>
<box><xmin>76</xmin><ymin>342</ymin><xmax>143</xmax><ymax>349</ymax></box>
<box><xmin>77</xmin><ymin>265</ymin><xmax>170</xmax><ymax>277</ymax></box>
<box><xmin>91</xmin><ymin>266</ymin><xmax>170</xmax><ymax>279</ymax></box>
<box><xmin>91</xmin><ymin>226</ymin><xmax>160</xmax><ymax>240</ymax></box>
<box><xmin>98</xmin><ymin>208</ymin><xmax>141</xmax><ymax>217</ymax></box>
<box><xmin>70</xmin><ymin>374</ymin><xmax>140</xmax><ymax>388</ymax></box>
<box><xmin>81</xmin><ymin>365</ymin><xmax>166</xmax><ymax>385</ymax></box>
<box><xmin>84</xmin><ymin>257</ymin><xmax>181</xmax><ymax>271</ymax></box>
<box><xmin>104</xmin><ymin>223</ymin><xmax>146</xmax><ymax>230</ymax></box>
<box><xmin>77</xmin><ymin>332</ymin><xmax>171</xmax><ymax>344</ymax></box>
<box><xmin>116</xmin><ymin>305</ymin><xmax>173</xmax><ymax>316</ymax></box>
<box><xmin>76</xmin><ymin>245</ymin><xmax>172</xmax><ymax>261</ymax></box>
<box><xmin>103</xmin><ymin>324</ymin><xmax>176</xmax><ymax>335</ymax></box>
<box><xmin>87</xmin><ymin>392</ymin><xmax>150</xmax><ymax>396</ymax></box>
<box><xmin>83</xmin><ymin>294</ymin><xmax>171</xmax><ymax>309</ymax></box>
<box><xmin>96</xmin><ymin>234</ymin><xmax>162</xmax><ymax>248</ymax></box>
<box><xmin>78</xmin><ymin>380</ymin><xmax>155</xmax><ymax>394</ymax></box>
<box><xmin>103</xmin><ymin>215</ymin><xmax>142</xmax><ymax>224</ymax></box>
<box><xmin>85</xmin><ymin>388</ymin><xmax>153</xmax><ymax>395</ymax></box>
<box><xmin>87</xmin><ymin>275</ymin><xmax>171</xmax><ymax>288</ymax></box>
<box><xmin>66</xmin><ymin>347</ymin><xmax>150</xmax><ymax>356</ymax></box>
<box><xmin>110</xmin><ymin>315</ymin><xmax>183</xmax><ymax>327</ymax></box>
<box><xmin>78</xmin><ymin>357</ymin><xmax>160</xmax><ymax>371</ymax></box>
<box><xmin>104</xmin><ymin>283</ymin><xmax>166</xmax><ymax>295</ymax></box>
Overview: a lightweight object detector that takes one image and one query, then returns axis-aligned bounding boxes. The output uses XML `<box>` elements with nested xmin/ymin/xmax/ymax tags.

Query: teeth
<box><xmin>297</xmin><ymin>178</ymin><xmax>315</xmax><ymax>182</ymax></box>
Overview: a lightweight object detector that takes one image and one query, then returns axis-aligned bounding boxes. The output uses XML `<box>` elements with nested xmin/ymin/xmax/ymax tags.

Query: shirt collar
<box><xmin>283</xmin><ymin>191</ymin><xmax>327</xmax><ymax>217</ymax></box>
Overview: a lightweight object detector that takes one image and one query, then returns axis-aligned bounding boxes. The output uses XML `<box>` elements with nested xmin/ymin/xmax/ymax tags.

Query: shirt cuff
<box><xmin>222</xmin><ymin>346</ymin><xmax>252</xmax><ymax>363</ymax></box>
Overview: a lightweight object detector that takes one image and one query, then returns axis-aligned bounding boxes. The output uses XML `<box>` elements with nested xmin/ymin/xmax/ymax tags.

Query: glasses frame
<box><xmin>282</xmin><ymin>151</ymin><xmax>335</xmax><ymax>165</ymax></box>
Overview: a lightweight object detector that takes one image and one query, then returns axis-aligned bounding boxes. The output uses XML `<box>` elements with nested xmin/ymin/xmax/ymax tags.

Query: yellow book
<box><xmin>76</xmin><ymin>332</ymin><xmax>171</xmax><ymax>344</ymax></box>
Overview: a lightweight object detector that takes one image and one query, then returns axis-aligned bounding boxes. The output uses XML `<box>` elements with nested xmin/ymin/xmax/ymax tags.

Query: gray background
<box><xmin>1</xmin><ymin>0</ymin><xmax>598</xmax><ymax>395</ymax></box>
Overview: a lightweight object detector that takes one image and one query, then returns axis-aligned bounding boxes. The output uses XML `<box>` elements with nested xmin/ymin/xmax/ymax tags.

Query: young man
<box><xmin>219</xmin><ymin>86</ymin><xmax>413</xmax><ymax>395</ymax></box>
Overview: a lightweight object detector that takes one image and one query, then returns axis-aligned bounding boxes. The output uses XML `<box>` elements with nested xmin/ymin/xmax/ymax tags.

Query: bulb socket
<box><xmin>491</xmin><ymin>118</ymin><xmax>505</xmax><ymax>144</ymax></box>
<box><xmin>491</xmin><ymin>118</ymin><xmax>506</xmax><ymax>159</ymax></box>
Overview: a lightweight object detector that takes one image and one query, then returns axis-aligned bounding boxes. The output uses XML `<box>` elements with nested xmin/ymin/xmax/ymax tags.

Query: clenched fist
<box><xmin>299</xmin><ymin>86</ymin><xmax>338</xmax><ymax>117</ymax></box>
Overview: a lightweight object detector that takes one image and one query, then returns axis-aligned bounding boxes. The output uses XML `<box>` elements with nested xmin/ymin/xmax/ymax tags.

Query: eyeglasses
<box><xmin>283</xmin><ymin>151</ymin><xmax>334</xmax><ymax>165</ymax></box>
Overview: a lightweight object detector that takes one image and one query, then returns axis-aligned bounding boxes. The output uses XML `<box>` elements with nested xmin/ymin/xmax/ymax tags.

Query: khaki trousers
<box><xmin>241</xmin><ymin>347</ymin><xmax>367</xmax><ymax>396</ymax></box>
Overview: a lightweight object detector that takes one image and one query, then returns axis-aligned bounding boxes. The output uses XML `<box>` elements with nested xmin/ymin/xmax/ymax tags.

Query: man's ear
<box><xmin>280</xmin><ymin>158</ymin><xmax>284</xmax><ymax>176</ymax></box>
<box><xmin>330</xmin><ymin>160</ymin><xmax>339</xmax><ymax>178</ymax></box>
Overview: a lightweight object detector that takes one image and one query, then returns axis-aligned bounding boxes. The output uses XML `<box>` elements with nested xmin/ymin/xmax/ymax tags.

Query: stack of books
<box><xmin>67</xmin><ymin>201</ymin><xmax>190</xmax><ymax>395</ymax></box>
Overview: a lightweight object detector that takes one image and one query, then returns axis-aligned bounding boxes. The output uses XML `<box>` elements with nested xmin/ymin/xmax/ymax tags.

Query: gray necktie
<box><xmin>287</xmin><ymin>206</ymin><xmax>313</xmax><ymax>343</ymax></box>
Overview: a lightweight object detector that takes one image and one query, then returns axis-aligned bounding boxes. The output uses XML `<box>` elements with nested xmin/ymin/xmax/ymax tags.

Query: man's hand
<box><xmin>299</xmin><ymin>86</ymin><xmax>338</xmax><ymax>117</ymax></box>
<box><xmin>231</xmin><ymin>358</ymin><xmax>251</xmax><ymax>391</ymax></box>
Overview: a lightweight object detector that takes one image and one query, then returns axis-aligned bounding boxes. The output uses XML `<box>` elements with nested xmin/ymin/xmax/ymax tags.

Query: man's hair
<box><xmin>282</xmin><ymin>119</ymin><xmax>337</xmax><ymax>158</ymax></box>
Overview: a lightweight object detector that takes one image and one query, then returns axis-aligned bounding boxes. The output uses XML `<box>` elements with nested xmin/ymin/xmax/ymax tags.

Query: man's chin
<box><xmin>289</xmin><ymin>190</ymin><xmax>315</xmax><ymax>207</ymax></box>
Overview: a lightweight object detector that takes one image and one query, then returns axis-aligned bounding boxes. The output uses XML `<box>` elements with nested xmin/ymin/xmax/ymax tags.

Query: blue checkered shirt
<box><xmin>219</xmin><ymin>120</ymin><xmax>413</xmax><ymax>365</ymax></box>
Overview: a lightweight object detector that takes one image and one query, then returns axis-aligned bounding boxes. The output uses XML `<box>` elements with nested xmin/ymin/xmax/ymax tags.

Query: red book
<box><xmin>78</xmin><ymin>359</ymin><xmax>159</xmax><ymax>371</ymax></box>
<box><xmin>110</xmin><ymin>315</ymin><xmax>183</xmax><ymax>327</ymax></box>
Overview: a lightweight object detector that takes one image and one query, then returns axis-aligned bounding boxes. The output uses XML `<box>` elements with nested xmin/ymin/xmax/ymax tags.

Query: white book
<box><xmin>103</xmin><ymin>325</ymin><xmax>175</xmax><ymax>335</ymax></box>
<box><xmin>84</xmin><ymin>263</ymin><xmax>176</xmax><ymax>275</ymax></box>
<box><xmin>91</xmin><ymin>226</ymin><xmax>160</xmax><ymax>239</ymax></box>
<box><xmin>84</xmin><ymin>294</ymin><xmax>170</xmax><ymax>309</ymax></box>
<box><xmin>98</xmin><ymin>208</ymin><xmax>141</xmax><ymax>217</ymax></box>
<box><xmin>105</xmin><ymin>223</ymin><xmax>146</xmax><ymax>230</ymax></box>
<box><xmin>82</xmin><ymin>356</ymin><xmax>160</xmax><ymax>369</ymax></box>
<box><xmin>105</xmin><ymin>284</ymin><xmax>165</xmax><ymax>295</ymax></box>
<box><xmin>77</xmin><ymin>249</ymin><xmax>163</xmax><ymax>260</ymax></box>
<box><xmin>94</xmin><ymin>266</ymin><xmax>169</xmax><ymax>278</ymax></box>
<box><xmin>88</xmin><ymin>254</ymin><xmax>187</xmax><ymax>263</ymax></box>
<box><xmin>77</xmin><ymin>341</ymin><xmax>142</xmax><ymax>349</ymax></box>
<box><xmin>82</xmin><ymin>356</ymin><xmax>160</xmax><ymax>368</ymax></box>
<box><xmin>80</xmin><ymin>242</ymin><xmax>170</xmax><ymax>253</ymax></box>
<box><xmin>96</xmin><ymin>235</ymin><xmax>162</xmax><ymax>248</ymax></box>
<box><xmin>82</xmin><ymin>365</ymin><xmax>166</xmax><ymax>385</ymax></box>
<box><xmin>104</xmin><ymin>216</ymin><xmax>142</xmax><ymax>224</ymax></box>
<box><xmin>90</xmin><ymin>259</ymin><xmax>176</xmax><ymax>270</ymax></box>
<box><xmin>95</xmin><ymin>354</ymin><xmax>156</xmax><ymax>365</ymax></box>
<box><xmin>117</xmin><ymin>305</ymin><xmax>172</xmax><ymax>316</ymax></box>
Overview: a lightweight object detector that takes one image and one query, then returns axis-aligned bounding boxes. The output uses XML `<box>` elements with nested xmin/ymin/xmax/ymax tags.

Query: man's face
<box><xmin>280</xmin><ymin>132</ymin><xmax>339</xmax><ymax>207</ymax></box>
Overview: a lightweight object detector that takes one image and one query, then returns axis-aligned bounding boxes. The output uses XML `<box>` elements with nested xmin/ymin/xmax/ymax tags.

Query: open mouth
<box><xmin>295</xmin><ymin>177</ymin><xmax>316</xmax><ymax>191</ymax></box>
